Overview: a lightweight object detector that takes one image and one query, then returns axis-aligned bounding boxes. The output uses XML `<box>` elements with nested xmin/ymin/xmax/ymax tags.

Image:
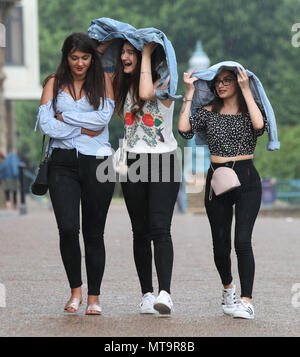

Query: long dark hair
<box><xmin>43</xmin><ymin>32</ymin><xmax>106</xmax><ymax>112</ymax></box>
<box><xmin>210</xmin><ymin>70</ymin><xmax>248</xmax><ymax>116</ymax></box>
<box><xmin>113</xmin><ymin>40</ymin><xmax>158</xmax><ymax>120</ymax></box>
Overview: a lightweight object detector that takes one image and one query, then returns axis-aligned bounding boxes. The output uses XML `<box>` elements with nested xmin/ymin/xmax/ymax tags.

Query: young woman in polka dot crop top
<box><xmin>180</xmin><ymin>105</ymin><xmax>267</xmax><ymax>157</ymax></box>
<box><xmin>178</xmin><ymin>65</ymin><xmax>269</xmax><ymax>320</ymax></box>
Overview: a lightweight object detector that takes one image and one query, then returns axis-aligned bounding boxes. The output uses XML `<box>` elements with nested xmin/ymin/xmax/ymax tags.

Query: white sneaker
<box><xmin>153</xmin><ymin>290</ymin><xmax>174</xmax><ymax>316</ymax></box>
<box><xmin>222</xmin><ymin>284</ymin><xmax>237</xmax><ymax>315</ymax></box>
<box><xmin>139</xmin><ymin>292</ymin><xmax>156</xmax><ymax>314</ymax></box>
<box><xmin>233</xmin><ymin>299</ymin><xmax>255</xmax><ymax>319</ymax></box>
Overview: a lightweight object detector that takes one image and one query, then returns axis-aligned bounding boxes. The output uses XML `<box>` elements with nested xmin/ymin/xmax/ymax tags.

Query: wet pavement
<box><xmin>0</xmin><ymin>200</ymin><xmax>300</xmax><ymax>337</ymax></box>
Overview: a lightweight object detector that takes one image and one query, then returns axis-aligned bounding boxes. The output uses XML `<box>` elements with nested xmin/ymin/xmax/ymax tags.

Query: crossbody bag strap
<box><xmin>231</xmin><ymin>118</ymin><xmax>246</xmax><ymax>169</ymax></box>
<box><xmin>40</xmin><ymin>135</ymin><xmax>52</xmax><ymax>162</ymax></box>
<box><xmin>40</xmin><ymin>135</ymin><xmax>46</xmax><ymax>162</ymax></box>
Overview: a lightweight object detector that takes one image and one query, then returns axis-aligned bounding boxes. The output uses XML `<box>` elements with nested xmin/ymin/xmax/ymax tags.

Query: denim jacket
<box><xmin>190</xmin><ymin>61</ymin><xmax>280</xmax><ymax>151</ymax></box>
<box><xmin>87</xmin><ymin>17</ymin><xmax>181</xmax><ymax>101</ymax></box>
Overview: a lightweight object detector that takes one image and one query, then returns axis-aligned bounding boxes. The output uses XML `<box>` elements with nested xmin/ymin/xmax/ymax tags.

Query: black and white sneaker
<box><xmin>222</xmin><ymin>284</ymin><xmax>237</xmax><ymax>316</ymax></box>
<box><xmin>232</xmin><ymin>299</ymin><xmax>255</xmax><ymax>319</ymax></box>
<box><xmin>139</xmin><ymin>292</ymin><xmax>156</xmax><ymax>314</ymax></box>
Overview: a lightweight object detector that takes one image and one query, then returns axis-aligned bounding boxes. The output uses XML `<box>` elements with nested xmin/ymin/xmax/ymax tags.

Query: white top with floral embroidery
<box><xmin>123</xmin><ymin>91</ymin><xmax>178</xmax><ymax>154</ymax></box>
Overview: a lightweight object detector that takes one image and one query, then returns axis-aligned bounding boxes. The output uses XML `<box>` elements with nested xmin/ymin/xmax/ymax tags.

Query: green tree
<box><xmin>254</xmin><ymin>125</ymin><xmax>300</xmax><ymax>179</ymax></box>
<box><xmin>16</xmin><ymin>101</ymin><xmax>42</xmax><ymax>170</ymax></box>
<box><xmin>15</xmin><ymin>0</ymin><xmax>300</xmax><ymax>179</ymax></box>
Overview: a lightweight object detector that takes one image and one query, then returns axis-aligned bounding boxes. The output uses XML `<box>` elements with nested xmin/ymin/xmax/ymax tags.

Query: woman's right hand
<box><xmin>81</xmin><ymin>128</ymin><xmax>104</xmax><ymax>137</ymax></box>
<box><xmin>178</xmin><ymin>71</ymin><xmax>198</xmax><ymax>134</ymax></box>
<box><xmin>183</xmin><ymin>70</ymin><xmax>198</xmax><ymax>92</ymax></box>
<box><xmin>104</xmin><ymin>72</ymin><xmax>114</xmax><ymax>101</ymax></box>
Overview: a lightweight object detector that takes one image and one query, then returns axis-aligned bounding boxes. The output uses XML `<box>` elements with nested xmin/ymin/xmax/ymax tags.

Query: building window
<box><xmin>5</xmin><ymin>6</ymin><xmax>24</xmax><ymax>66</ymax></box>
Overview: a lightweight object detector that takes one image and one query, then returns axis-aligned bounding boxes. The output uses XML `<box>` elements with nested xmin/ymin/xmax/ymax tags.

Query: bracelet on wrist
<box><xmin>183</xmin><ymin>97</ymin><xmax>193</xmax><ymax>102</ymax></box>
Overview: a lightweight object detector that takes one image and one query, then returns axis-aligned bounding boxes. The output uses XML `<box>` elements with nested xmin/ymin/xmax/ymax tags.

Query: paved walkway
<box><xmin>0</xmin><ymin>200</ymin><xmax>300</xmax><ymax>337</ymax></box>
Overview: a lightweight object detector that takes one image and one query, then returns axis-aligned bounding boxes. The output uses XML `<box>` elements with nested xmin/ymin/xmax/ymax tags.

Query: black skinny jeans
<box><xmin>204</xmin><ymin>159</ymin><xmax>262</xmax><ymax>299</ymax></box>
<box><xmin>121</xmin><ymin>152</ymin><xmax>180</xmax><ymax>295</ymax></box>
<box><xmin>4</xmin><ymin>190</ymin><xmax>17</xmax><ymax>205</ymax></box>
<box><xmin>48</xmin><ymin>148</ymin><xmax>115</xmax><ymax>296</ymax></box>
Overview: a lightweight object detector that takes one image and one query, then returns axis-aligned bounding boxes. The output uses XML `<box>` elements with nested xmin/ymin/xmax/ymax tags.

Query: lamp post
<box><xmin>18</xmin><ymin>161</ymin><xmax>26</xmax><ymax>214</ymax></box>
<box><xmin>186</xmin><ymin>41</ymin><xmax>210</xmax><ymax>178</ymax></box>
<box><xmin>184</xmin><ymin>41</ymin><xmax>210</xmax><ymax>212</ymax></box>
<box><xmin>188</xmin><ymin>40</ymin><xmax>210</xmax><ymax>72</ymax></box>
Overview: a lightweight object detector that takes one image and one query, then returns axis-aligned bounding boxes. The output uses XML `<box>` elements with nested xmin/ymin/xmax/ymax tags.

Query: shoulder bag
<box><xmin>31</xmin><ymin>135</ymin><xmax>52</xmax><ymax>196</ymax></box>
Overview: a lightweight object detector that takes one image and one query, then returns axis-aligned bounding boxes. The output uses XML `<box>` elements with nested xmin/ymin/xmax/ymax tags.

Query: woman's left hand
<box><xmin>56</xmin><ymin>113</ymin><xmax>64</xmax><ymax>122</ymax></box>
<box><xmin>97</xmin><ymin>40</ymin><xmax>114</xmax><ymax>55</ymax></box>
<box><xmin>142</xmin><ymin>42</ymin><xmax>158</xmax><ymax>56</ymax></box>
<box><xmin>237</xmin><ymin>67</ymin><xmax>250</xmax><ymax>92</ymax></box>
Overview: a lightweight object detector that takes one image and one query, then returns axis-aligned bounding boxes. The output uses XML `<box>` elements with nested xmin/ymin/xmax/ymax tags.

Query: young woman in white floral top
<box><xmin>113</xmin><ymin>40</ymin><xmax>180</xmax><ymax>316</ymax></box>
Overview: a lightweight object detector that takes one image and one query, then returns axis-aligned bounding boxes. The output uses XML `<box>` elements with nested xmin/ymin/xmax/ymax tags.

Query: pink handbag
<box><xmin>209</xmin><ymin>120</ymin><xmax>246</xmax><ymax>200</ymax></box>
<box><xmin>210</xmin><ymin>166</ymin><xmax>241</xmax><ymax>197</ymax></box>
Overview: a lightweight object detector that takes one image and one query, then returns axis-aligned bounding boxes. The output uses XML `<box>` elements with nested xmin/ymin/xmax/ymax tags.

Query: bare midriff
<box><xmin>210</xmin><ymin>154</ymin><xmax>254</xmax><ymax>163</ymax></box>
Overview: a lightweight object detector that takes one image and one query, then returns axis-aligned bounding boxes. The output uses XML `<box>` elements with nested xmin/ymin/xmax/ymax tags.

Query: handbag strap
<box><xmin>210</xmin><ymin>117</ymin><xmax>247</xmax><ymax>172</ymax></box>
<box><xmin>231</xmin><ymin>118</ymin><xmax>247</xmax><ymax>168</ymax></box>
<box><xmin>40</xmin><ymin>135</ymin><xmax>52</xmax><ymax>162</ymax></box>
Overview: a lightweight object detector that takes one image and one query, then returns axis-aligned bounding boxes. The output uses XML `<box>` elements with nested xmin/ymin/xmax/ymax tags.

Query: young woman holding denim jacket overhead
<box><xmin>113</xmin><ymin>40</ymin><xmax>180</xmax><ymax>316</ymax></box>
<box><xmin>178</xmin><ymin>66</ymin><xmax>268</xmax><ymax>319</ymax></box>
<box><xmin>37</xmin><ymin>32</ymin><xmax>115</xmax><ymax>315</ymax></box>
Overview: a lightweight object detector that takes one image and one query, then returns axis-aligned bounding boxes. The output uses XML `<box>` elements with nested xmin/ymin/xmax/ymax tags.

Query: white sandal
<box><xmin>85</xmin><ymin>303</ymin><xmax>102</xmax><ymax>315</ymax></box>
<box><xmin>64</xmin><ymin>297</ymin><xmax>82</xmax><ymax>314</ymax></box>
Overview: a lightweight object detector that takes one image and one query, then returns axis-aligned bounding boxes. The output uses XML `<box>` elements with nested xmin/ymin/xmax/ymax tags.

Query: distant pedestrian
<box><xmin>0</xmin><ymin>152</ymin><xmax>20</xmax><ymax>210</ymax></box>
<box><xmin>178</xmin><ymin>63</ymin><xmax>271</xmax><ymax>319</ymax></box>
<box><xmin>36</xmin><ymin>32</ymin><xmax>115</xmax><ymax>315</ymax></box>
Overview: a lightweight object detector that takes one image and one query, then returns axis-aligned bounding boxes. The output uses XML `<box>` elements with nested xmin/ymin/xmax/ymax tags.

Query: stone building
<box><xmin>0</xmin><ymin>0</ymin><xmax>41</xmax><ymax>206</ymax></box>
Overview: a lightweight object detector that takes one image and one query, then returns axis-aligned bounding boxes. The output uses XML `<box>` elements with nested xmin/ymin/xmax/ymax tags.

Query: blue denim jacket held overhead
<box><xmin>87</xmin><ymin>17</ymin><xmax>181</xmax><ymax>101</ymax></box>
<box><xmin>190</xmin><ymin>61</ymin><xmax>280</xmax><ymax>151</ymax></box>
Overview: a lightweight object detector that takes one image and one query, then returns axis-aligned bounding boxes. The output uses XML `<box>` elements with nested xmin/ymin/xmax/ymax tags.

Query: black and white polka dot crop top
<box><xmin>179</xmin><ymin>106</ymin><xmax>267</xmax><ymax>157</ymax></box>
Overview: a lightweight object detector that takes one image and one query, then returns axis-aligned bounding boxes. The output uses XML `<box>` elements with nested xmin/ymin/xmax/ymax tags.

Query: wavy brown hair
<box><xmin>43</xmin><ymin>32</ymin><xmax>106</xmax><ymax>113</ymax></box>
<box><xmin>113</xmin><ymin>40</ymin><xmax>158</xmax><ymax>120</ymax></box>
